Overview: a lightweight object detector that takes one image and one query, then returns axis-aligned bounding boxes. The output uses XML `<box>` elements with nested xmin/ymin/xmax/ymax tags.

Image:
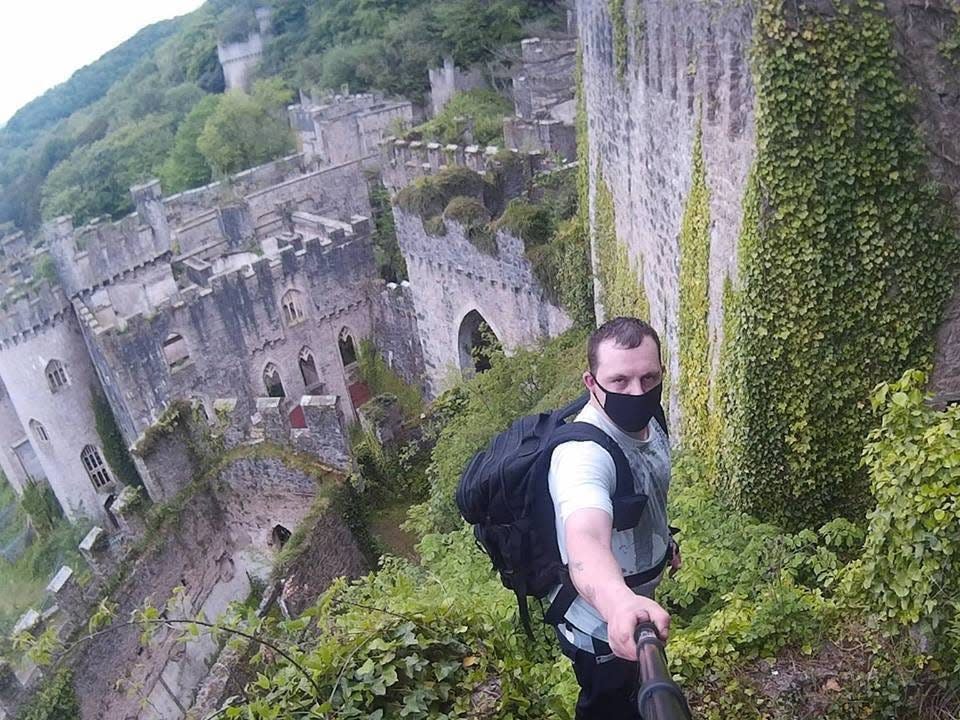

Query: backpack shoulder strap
<box><xmin>546</xmin><ymin>422</ymin><xmax>633</xmax><ymax>500</ymax></box>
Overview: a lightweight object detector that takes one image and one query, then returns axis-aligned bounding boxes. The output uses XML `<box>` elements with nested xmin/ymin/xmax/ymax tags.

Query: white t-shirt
<box><xmin>548</xmin><ymin>401</ymin><xmax>671</xmax><ymax>645</ymax></box>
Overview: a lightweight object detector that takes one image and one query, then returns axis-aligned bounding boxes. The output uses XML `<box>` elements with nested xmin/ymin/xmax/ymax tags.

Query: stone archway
<box><xmin>457</xmin><ymin>310</ymin><xmax>502</xmax><ymax>375</ymax></box>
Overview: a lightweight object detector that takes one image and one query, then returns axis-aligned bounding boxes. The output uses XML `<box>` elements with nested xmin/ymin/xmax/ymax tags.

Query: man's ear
<box><xmin>583</xmin><ymin>370</ymin><xmax>597</xmax><ymax>393</ymax></box>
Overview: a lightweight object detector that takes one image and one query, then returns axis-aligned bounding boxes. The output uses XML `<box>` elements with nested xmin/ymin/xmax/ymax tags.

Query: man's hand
<box><xmin>606</xmin><ymin>589</ymin><xmax>671</xmax><ymax>660</ymax></box>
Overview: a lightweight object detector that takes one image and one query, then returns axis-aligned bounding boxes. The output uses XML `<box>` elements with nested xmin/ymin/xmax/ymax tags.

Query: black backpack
<box><xmin>455</xmin><ymin>392</ymin><xmax>668</xmax><ymax>635</ymax></box>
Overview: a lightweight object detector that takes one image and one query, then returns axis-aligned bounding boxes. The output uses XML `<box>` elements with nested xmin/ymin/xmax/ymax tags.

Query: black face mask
<box><xmin>590</xmin><ymin>375</ymin><xmax>663</xmax><ymax>433</ymax></box>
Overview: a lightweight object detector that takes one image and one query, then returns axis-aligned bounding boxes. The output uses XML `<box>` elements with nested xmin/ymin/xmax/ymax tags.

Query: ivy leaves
<box><xmin>724</xmin><ymin>0</ymin><xmax>960</xmax><ymax>528</ymax></box>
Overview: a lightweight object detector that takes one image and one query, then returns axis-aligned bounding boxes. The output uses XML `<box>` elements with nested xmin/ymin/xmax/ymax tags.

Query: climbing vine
<box><xmin>706</xmin><ymin>274</ymin><xmax>738</xmax><ymax>496</ymax></box>
<box><xmin>677</xmin><ymin>121</ymin><xmax>711</xmax><ymax>456</ymax></box>
<box><xmin>725</xmin><ymin>0</ymin><xmax>960</xmax><ymax>528</ymax></box>
<box><xmin>609</xmin><ymin>0</ymin><xmax>628</xmax><ymax>82</ymax></box>
<box><xmin>92</xmin><ymin>387</ymin><xmax>143</xmax><ymax>489</ymax></box>
<box><xmin>594</xmin><ymin>171</ymin><xmax>649</xmax><ymax>321</ymax></box>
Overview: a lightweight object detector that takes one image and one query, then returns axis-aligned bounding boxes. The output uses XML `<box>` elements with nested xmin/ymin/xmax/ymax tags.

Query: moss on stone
<box><xmin>594</xmin><ymin>170</ymin><xmax>649</xmax><ymax>321</ymax></box>
<box><xmin>677</xmin><ymin>121</ymin><xmax>711</xmax><ymax>457</ymax></box>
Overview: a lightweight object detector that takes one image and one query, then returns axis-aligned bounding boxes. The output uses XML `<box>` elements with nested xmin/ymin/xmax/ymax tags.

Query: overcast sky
<box><xmin>0</xmin><ymin>0</ymin><xmax>206</xmax><ymax>125</ymax></box>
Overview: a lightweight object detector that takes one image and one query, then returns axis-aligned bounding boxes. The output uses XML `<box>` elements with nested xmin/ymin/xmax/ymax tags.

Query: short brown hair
<box><xmin>587</xmin><ymin>317</ymin><xmax>661</xmax><ymax>374</ymax></box>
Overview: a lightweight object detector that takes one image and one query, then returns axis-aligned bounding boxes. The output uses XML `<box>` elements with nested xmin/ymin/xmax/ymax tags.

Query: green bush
<box><xmin>444</xmin><ymin>196</ymin><xmax>496</xmax><ymax>254</ymax></box>
<box><xmin>20</xmin><ymin>480</ymin><xmax>62</xmax><ymax>537</ymax></box>
<box><xmin>13</xmin><ymin>669</ymin><xmax>79</xmax><ymax>720</ymax></box>
<box><xmin>845</xmin><ymin>369</ymin><xmax>960</xmax><ymax>635</ymax></box>
<box><xmin>394</xmin><ymin>166</ymin><xmax>491</xmax><ymax>220</ymax></box>
<box><xmin>496</xmin><ymin>198</ymin><xmax>554</xmax><ymax>248</ymax></box>
<box><xmin>408</xmin><ymin>89</ymin><xmax>512</xmax><ymax>146</ymax></box>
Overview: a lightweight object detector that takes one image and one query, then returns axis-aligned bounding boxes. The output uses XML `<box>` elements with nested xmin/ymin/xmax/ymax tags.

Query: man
<box><xmin>548</xmin><ymin>316</ymin><xmax>679</xmax><ymax>719</ymax></box>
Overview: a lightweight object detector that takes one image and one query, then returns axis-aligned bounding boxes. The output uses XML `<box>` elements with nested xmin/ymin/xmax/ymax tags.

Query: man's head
<box><xmin>584</xmin><ymin>317</ymin><xmax>663</xmax><ymax>424</ymax></box>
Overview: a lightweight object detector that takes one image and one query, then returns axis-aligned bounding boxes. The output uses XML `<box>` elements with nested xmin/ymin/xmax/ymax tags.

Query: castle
<box><xmin>0</xmin><ymin>79</ymin><xmax>575</xmax><ymax>528</ymax></box>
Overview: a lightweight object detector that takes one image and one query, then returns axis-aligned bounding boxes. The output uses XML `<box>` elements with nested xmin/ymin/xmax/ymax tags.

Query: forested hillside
<box><xmin>0</xmin><ymin>0</ymin><xmax>560</xmax><ymax>231</ymax></box>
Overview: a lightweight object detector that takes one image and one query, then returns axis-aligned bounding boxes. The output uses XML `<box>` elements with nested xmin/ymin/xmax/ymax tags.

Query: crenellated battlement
<box><xmin>76</xmin><ymin>213</ymin><xmax>372</xmax><ymax>338</ymax></box>
<box><xmin>379</xmin><ymin>136</ymin><xmax>548</xmax><ymax>192</ymax></box>
<box><xmin>0</xmin><ymin>278</ymin><xmax>71</xmax><ymax>347</ymax></box>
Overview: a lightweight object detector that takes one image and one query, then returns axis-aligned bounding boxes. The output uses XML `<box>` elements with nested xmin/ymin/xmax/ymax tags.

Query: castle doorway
<box><xmin>272</xmin><ymin>524</ymin><xmax>291</xmax><ymax>549</ymax></box>
<box><xmin>338</xmin><ymin>329</ymin><xmax>370</xmax><ymax>410</ymax></box>
<box><xmin>263</xmin><ymin>363</ymin><xmax>285</xmax><ymax>398</ymax></box>
<box><xmin>103</xmin><ymin>494</ymin><xmax>120</xmax><ymax>530</ymax></box>
<box><xmin>458</xmin><ymin>310</ymin><xmax>501</xmax><ymax>375</ymax></box>
<box><xmin>299</xmin><ymin>348</ymin><xmax>322</xmax><ymax>393</ymax></box>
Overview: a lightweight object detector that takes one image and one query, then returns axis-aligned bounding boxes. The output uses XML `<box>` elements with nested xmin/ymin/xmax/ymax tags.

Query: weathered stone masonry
<box><xmin>578</xmin><ymin>0</ymin><xmax>756</xmax><ymax>426</ymax></box>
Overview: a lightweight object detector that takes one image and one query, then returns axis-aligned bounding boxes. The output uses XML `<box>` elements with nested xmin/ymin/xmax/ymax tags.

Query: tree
<box><xmin>159</xmin><ymin>94</ymin><xmax>221</xmax><ymax>193</ymax></box>
<box><xmin>196</xmin><ymin>79</ymin><xmax>294</xmax><ymax>176</ymax></box>
<box><xmin>40</xmin><ymin>114</ymin><xmax>175</xmax><ymax>224</ymax></box>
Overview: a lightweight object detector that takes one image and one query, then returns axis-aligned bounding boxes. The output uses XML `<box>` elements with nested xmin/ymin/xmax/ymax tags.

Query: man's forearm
<box><xmin>568</xmin><ymin>532</ymin><xmax>633</xmax><ymax>622</ymax></box>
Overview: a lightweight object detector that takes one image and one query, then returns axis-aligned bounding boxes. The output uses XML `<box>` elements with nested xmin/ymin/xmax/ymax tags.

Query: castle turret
<box><xmin>0</xmin><ymin>278</ymin><xmax>119</xmax><ymax>524</ymax></box>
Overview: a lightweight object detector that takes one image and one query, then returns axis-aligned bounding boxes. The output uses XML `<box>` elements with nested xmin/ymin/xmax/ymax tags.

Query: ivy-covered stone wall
<box><xmin>578</xmin><ymin>0</ymin><xmax>960</xmax><ymax>528</ymax></box>
<box><xmin>578</xmin><ymin>0</ymin><xmax>756</xmax><ymax>428</ymax></box>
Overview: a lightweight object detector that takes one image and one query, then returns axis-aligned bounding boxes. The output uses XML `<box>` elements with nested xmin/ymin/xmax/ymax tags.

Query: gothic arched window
<box><xmin>81</xmin><ymin>445</ymin><xmax>112</xmax><ymax>489</ymax></box>
<box><xmin>281</xmin><ymin>290</ymin><xmax>305</xmax><ymax>326</ymax></box>
<box><xmin>46</xmin><ymin>360</ymin><xmax>69</xmax><ymax>393</ymax></box>
<box><xmin>30</xmin><ymin>419</ymin><xmax>49</xmax><ymax>444</ymax></box>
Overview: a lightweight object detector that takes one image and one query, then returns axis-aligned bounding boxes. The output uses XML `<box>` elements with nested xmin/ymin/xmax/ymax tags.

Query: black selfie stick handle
<box><xmin>634</xmin><ymin>622</ymin><xmax>692</xmax><ymax>720</ymax></box>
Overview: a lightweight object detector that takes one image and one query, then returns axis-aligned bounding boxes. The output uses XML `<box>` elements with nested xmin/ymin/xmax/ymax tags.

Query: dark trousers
<box><xmin>556</xmin><ymin>626</ymin><xmax>641</xmax><ymax>720</ymax></box>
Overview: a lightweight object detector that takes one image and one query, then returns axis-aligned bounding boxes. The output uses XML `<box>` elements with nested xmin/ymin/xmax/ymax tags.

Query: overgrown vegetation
<box><xmin>92</xmin><ymin>387</ymin><xmax>143</xmax><ymax>490</ymax></box>
<box><xmin>356</xmin><ymin>340</ymin><xmax>424</xmax><ymax>420</ymax></box>
<box><xmin>408</xmin><ymin>90</ymin><xmax>513</xmax><ymax>146</ymax></box>
<box><xmin>593</xmin><ymin>171</ymin><xmax>649</xmax><ymax>320</ymax></box>
<box><xmin>609</xmin><ymin>0</ymin><xmax>628</xmax><ymax>82</ymax></box>
<box><xmin>368</xmin><ymin>179</ymin><xmax>408</xmax><ymax>282</ymax></box>
<box><xmin>722</xmin><ymin>0</ymin><xmax>960</xmax><ymax>529</ymax></box>
<box><xmin>0</xmin><ymin>476</ymin><xmax>87</xmax><ymax>640</ymax></box>
<box><xmin>1</xmin><ymin>0</ymin><xmax>559</xmax><ymax>231</ymax></box>
<box><xmin>677</xmin><ymin>122</ymin><xmax>711</xmax><ymax>458</ymax></box>
<box><xmin>164</xmin><ymin>330</ymin><xmax>957</xmax><ymax>719</ymax></box>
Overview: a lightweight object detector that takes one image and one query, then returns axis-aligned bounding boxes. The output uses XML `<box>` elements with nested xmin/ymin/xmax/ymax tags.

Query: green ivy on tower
<box><xmin>594</xmin><ymin>172</ymin><xmax>650</xmax><ymax>321</ymax></box>
<box><xmin>678</xmin><ymin>120</ymin><xmax>711</xmax><ymax>456</ymax></box>
<box><xmin>723</xmin><ymin>0</ymin><xmax>960</xmax><ymax>529</ymax></box>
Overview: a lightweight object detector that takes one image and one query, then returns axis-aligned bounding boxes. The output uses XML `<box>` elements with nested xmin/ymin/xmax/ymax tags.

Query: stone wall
<box><xmin>380</xmin><ymin>138</ymin><xmax>547</xmax><ymax>194</ymax></box>
<box><xmin>3</xmin><ymin>447</ymin><xmax>355</xmax><ymax>720</ymax></box>
<box><xmin>513</xmin><ymin>37</ymin><xmax>578</xmax><ymax>122</ymax></box>
<box><xmin>577</xmin><ymin>0</ymin><xmax>755</xmax><ymax>425</ymax></box>
<box><xmin>428</xmin><ymin>57</ymin><xmax>488</xmax><ymax>116</ymax></box>
<box><xmin>883</xmin><ymin>0</ymin><xmax>960</xmax><ymax>403</ymax></box>
<box><xmin>395</xmin><ymin>210</ymin><xmax>572</xmax><ymax>395</ymax></box>
<box><xmin>290</xmin><ymin>93</ymin><xmax>414</xmax><ymax>168</ymax></box>
<box><xmin>0</xmin><ymin>309</ymin><xmax>116</xmax><ymax>523</ymax></box>
<box><xmin>373</xmin><ymin>281</ymin><xmax>428</xmax><ymax>394</ymax></box>
<box><xmin>76</xmin><ymin>220</ymin><xmax>378</xmax><ymax>447</ymax></box>
<box><xmin>578</xmin><ymin>0</ymin><xmax>960</xmax><ymax>418</ymax></box>
<box><xmin>217</xmin><ymin>32</ymin><xmax>264</xmax><ymax>91</ymax></box>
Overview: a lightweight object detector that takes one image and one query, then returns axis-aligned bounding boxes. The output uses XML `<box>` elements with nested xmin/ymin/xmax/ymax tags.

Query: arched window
<box><xmin>299</xmin><ymin>347</ymin><xmax>322</xmax><ymax>392</ymax></box>
<box><xmin>281</xmin><ymin>289</ymin><xmax>305</xmax><ymax>325</ymax></box>
<box><xmin>81</xmin><ymin>445</ymin><xmax>112</xmax><ymax>490</ymax></box>
<box><xmin>263</xmin><ymin>362</ymin><xmax>285</xmax><ymax>398</ymax></box>
<box><xmin>30</xmin><ymin>420</ymin><xmax>49</xmax><ymax>444</ymax></box>
<box><xmin>338</xmin><ymin>329</ymin><xmax>358</xmax><ymax>368</ymax></box>
<box><xmin>162</xmin><ymin>333</ymin><xmax>190</xmax><ymax>369</ymax></box>
<box><xmin>46</xmin><ymin>360</ymin><xmax>69</xmax><ymax>393</ymax></box>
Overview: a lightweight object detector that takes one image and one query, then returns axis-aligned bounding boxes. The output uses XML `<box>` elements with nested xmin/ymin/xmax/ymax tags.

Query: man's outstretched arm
<box><xmin>565</xmin><ymin>507</ymin><xmax>671</xmax><ymax>660</ymax></box>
